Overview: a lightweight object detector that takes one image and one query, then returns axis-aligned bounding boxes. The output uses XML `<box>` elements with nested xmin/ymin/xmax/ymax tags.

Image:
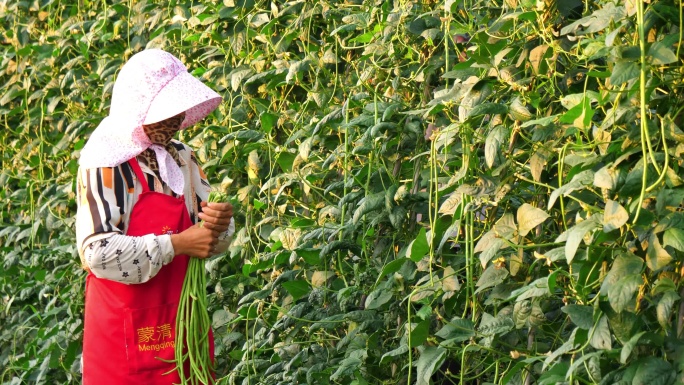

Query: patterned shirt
<box><xmin>76</xmin><ymin>140</ymin><xmax>233</xmax><ymax>284</ymax></box>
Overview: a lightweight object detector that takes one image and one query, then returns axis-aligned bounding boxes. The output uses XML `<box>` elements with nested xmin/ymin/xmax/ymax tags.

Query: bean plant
<box><xmin>1</xmin><ymin>0</ymin><xmax>684</xmax><ymax>384</ymax></box>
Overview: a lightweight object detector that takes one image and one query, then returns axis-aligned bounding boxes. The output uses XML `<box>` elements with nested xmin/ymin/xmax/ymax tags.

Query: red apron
<box><xmin>82</xmin><ymin>158</ymin><xmax>213</xmax><ymax>384</ymax></box>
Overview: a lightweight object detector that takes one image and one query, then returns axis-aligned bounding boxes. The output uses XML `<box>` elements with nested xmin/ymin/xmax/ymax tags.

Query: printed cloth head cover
<box><xmin>78</xmin><ymin>49</ymin><xmax>221</xmax><ymax>194</ymax></box>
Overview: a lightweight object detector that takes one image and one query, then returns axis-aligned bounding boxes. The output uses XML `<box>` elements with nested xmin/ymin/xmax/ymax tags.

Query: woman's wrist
<box><xmin>169</xmin><ymin>233</ymin><xmax>186</xmax><ymax>257</ymax></box>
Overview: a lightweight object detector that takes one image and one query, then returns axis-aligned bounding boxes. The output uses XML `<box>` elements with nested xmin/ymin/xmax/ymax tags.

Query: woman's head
<box><xmin>80</xmin><ymin>49</ymin><xmax>221</xmax><ymax>166</ymax></box>
<box><xmin>79</xmin><ymin>49</ymin><xmax>222</xmax><ymax>194</ymax></box>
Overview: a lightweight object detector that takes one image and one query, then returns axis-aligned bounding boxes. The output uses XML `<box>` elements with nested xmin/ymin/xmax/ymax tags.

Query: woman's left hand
<box><xmin>198</xmin><ymin>201</ymin><xmax>233</xmax><ymax>233</ymax></box>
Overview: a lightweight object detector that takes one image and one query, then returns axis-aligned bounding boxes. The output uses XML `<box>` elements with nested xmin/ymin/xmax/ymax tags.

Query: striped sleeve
<box><xmin>76</xmin><ymin>166</ymin><xmax>129</xmax><ymax>265</ymax></box>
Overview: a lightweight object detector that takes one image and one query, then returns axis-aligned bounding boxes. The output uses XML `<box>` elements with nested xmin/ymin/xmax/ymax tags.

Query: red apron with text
<box><xmin>82</xmin><ymin>158</ymin><xmax>213</xmax><ymax>384</ymax></box>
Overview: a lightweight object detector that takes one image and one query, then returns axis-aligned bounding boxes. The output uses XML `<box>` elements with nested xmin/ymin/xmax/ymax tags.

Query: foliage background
<box><xmin>2</xmin><ymin>0</ymin><xmax>684</xmax><ymax>384</ymax></box>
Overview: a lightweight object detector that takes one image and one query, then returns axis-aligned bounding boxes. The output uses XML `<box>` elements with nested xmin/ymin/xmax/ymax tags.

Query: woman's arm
<box><xmin>82</xmin><ymin>232</ymin><xmax>175</xmax><ymax>284</ymax></box>
<box><xmin>76</xmin><ymin>166</ymin><xmax>176</xmax><ymax>284</ymax></box>
<box><xmin>76</xmin><ymin>165</ymin><xmax>222</xmax><ymax>283</ymax></box>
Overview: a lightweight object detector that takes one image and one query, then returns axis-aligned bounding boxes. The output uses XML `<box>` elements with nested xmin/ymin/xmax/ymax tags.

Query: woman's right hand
<box><xmin>170</xmin><ymin>224</ymin><xmax>219</xmax><ymax>259</ymax></box>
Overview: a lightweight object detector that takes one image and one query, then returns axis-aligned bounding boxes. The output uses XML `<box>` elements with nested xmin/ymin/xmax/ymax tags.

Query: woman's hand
<box><xmin>198</xmin><ymin>201</ymin><xmax>233</xmax><ymax>233</ymax></box>
<box><xmin>170</xmin><ymin>224</ymin><xmax>219</xmax><ymax>259</ymax></box>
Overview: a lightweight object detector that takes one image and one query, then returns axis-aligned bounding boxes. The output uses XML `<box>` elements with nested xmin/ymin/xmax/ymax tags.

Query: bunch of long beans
<box><xmin>174</xmin><ymin>190</ymin><xmax>228</xmax><ymax>385</ymax></box>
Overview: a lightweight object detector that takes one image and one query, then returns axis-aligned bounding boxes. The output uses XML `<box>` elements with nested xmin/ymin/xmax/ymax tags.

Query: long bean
<box><xmin>173</xmin><ymin>190</ymin><xmax>228</xmax><ymax>384</ymax></box>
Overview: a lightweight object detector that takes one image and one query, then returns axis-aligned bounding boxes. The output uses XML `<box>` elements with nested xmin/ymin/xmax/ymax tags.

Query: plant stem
<box><xmin>337</xmin><ymin>98</ymin><xmax>351</xmax><ymax>284</ymax></box>
<box><xmin>633</xmin><ymin>0</ymin><xmax>649</xmax><ymax>224</ymax></box>
<box><xmin>429</xmin><ymin>126</ymin><xmax>438</xmax><ymax>285</ymax></box>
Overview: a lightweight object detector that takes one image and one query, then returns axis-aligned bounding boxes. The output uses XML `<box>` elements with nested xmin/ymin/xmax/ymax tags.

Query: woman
<box><xmin>75</xmin><ymin>49</ymin><xmax>234</xmax><ymax>384</ymax></box>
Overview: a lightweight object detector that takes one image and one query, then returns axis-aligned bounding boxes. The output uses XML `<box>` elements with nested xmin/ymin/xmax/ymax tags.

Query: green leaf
<box><xmin>548</xmin><ymin>170</ymin><xmax>594</xmax><ymax>210</ymax></box>
<box><xmin>590</xmin><ymin>315</ymin><xmax>611</xmax><ymax>350</ymax></box>
<box><xmin>259</xmin><ymin>112</ymin><xmax>278</xmax><ymax>134</ymax></box>
<box><xmin>601</xmin><ymin>253</ymin><xmax>644</xmax><ymax>296</ymax></box>
<box><xmin>560</xmin><ymin>97</ymin><xmax>594</xmax><ymax>129</ymax></box>
<box><xmin>485</xmin><ymin>125</ymin><xmax>507</xmax><ymax>169</ymax></box>
<box><xmin>475</xmin><ymin>213</ymin><xmax>516</xmax><ymax>266</ymax></box>
<box><xmin>370</xmin><ymin>122</ymin><xmax>397</xmax><ymax>138</ymax></box>
<box><xmin>238</xmin><ymin>304</ymin><xmax>259</xmax><ymax>318</ymax></box>
<box><xmin>543</xmin><ymin>329</ymin><xmax>579</xmax><ymax>370</ymax></box>
<box><xmin>557</xmin><ymin>214</ymin><xmax>601</xmax><ymax>264</ymax></box>
<box><xmin>538</xmin><ymin>362</ymin><xmax>570</xmax><ymax>385</ymax></box>
<box><xmin>467</xmin><ymin>102</ymin><xmax>507</xmax><ymax>118</ymax></box>
<box><xmin>330</xmin><ymin>23</ymin><xmax>358</xmax><ymax>36</ymax></box>
<box><xmin>632</xmin><ymin>357</ymin><xmax>675</xmax><ymax>385</ymax></box>
<box><xmin>511</xmin><ymin>277</ymin><xmax>549</xmax><ymax>301</ymax></box>
<box><xmin>350</xmin><ymin>30</ymin><xmax>375</xmax><ymax>44</ymax></box>
<box><xmin>521</xmin><ymin>115</ymin><xmax>556</xmax><ymax>128</ymax></box>
<box><xmin>435</xmin><ymin>317</ymin><xmax>475</xmax><ymax>345</ymax></box>
<box><xmin>407</xmin><ymin>227</ymin><xmax>430</xmax><ymax>262</ymax></box>
<box><xmin>353</xmin><ymin>192</ymin><xmax>385</xmax><ymax>224</ymax></box>
<box><xmin>276</xmin><ymin>151</ymin><xmax>296</xmax><ymax>172</ymax></box>
<box><xmin>652</xmin><ymin>277</ymin><xmax>677</xmax><ymax>295</ymax></box>
<box><xmin>220</xmin><ymin>129</ymin><xmax>264</xmax><ymax>144</ymax></box>
<box><xmin>439</xmin><ymin>184</ymin><xmax>476</xmax><ymax>216</ymax></box>
<box><xmin>564</xmin><ymin>352</ymin><xmax>602</xmax><ymax>382</ymax></box>
<box><xmin>320</xmin><ymin>240</ymin><xmax>362</xmax><ymax>259</ymax></box>
<box><xmin>282</xmin><ymin>280</ymin><xmax>311</xmax><ymax>301</ymax></box>
<box><xmin>475</xmin><ymin>265</ymin><xmax>509</xmax><ymax>294</ymax></box>
<box><xmin>562</xmin><ymin>305</ymin><xmax>594</xmax><ymax>329</ymax></box>
<box><xmin>620</xmin><ymin>331</ymin><xmax>646</xmax><ymax>364</ymax></box>
<box><xmin>513</xmin><ymin>300</ymin><xmax>532</xmax><ymax>328</ymax></box>
<box><xmin>409</xmin><ymin>320</ymin><xmax>430</xmax><ymax>347</ymax></box>
<box><xmin>331</xmin><ymin>356</ymin><xmax>362</xmax><ymax>382</ymax></box>
<box><xmin>389</xmin><ymin>206</ymin><xmax>408</xmax><ymax>229</ymax></box>
<box><xmin>603</xmin><ymin>199</ymin><xmax>629</xmax><ymax>232</ymax></box>
<box><xmin>606</xmin><ymin>311</ymin><xmax>640</xmax><ymax>344</ymax></box>
<box><xmin>295</xmin><ymin>248</ymin><xmax>321</xmax><ymax>265</ymax></box>
<box><xmin>609</xmin><ymin>61</ymin><xmax>639</xmax><ymax>86</ymax></box>
<box><xmin>416</xmin><ymin>305</ymin><xmax>432</xmax><ymax>320</ymax></box>
<box><xmin>530</xmin><ymin>146</ymin><xmax>552</xmax><ymax>182</ymax></box>
<box><xmin>478</xmin><ymin>312</ymin><xmax>515</xmax><ymax>338</ymax></box>
<box><xmin>657</xmin><ymin>290</ymin><xmax>680</xmax><ymax>330</ymax></box>
<box><xmin>230</xmin><ymin>67</ymin><xmax>253</xmax><ymax>91</ymax></box>
<box><xmin>663</xmin><ymin>228</ymin><xmax>684</xmax><ymax>252</ymax></box>
<box><xmin>212</xmin><ymin>309</ymin><xmax>234</xmax><ymax>329</ymax></box>
<box><xmin>438</xmin><ymin>219</ymin><xmax>461</xmax><ymax>253</ymax></box>
<box><xmin>380</xmin><ymin>342</ymin><xmax>408</xmax><ymax>365</ymax></box>
<box><xmin>517</xmin><ymin>203</ymin><xmax>549</xmax><ymax>237</ymax></box>
<box><xmin>415</xmin><ymin>347</ymin><xmax>447</xmax><ymax>385</ymax></box>
<box><xmin>594</xmin><ymin>165</ymin><xmax>620</xmax><ymax>190</ymax></box>
<box><xmin>649</xmin><ymin>41</ymin><xmax>678</xmax><ymax>65</ymax></box>
<box><xmin>509</xmin><ymin>96</ymin><xmax>533</xmax><ymax>121</ymax></box>
<box><xmin>441</xmin><ymin>266</ymin><xmax>460</xmax><ymax>292</ymax></box>
<box><xmin>286</xmin><ymin>59</ymin><xmax>311</xmax><ymax>84</ymax></box>
<box><xmin>365</xmin><ymin>283</ymin><xmax>393</xmax><ymax>310</ymax></box>
<box><xmin>656</xmin><ymin>189</ymin><xmax>684</xmax><ymax>215</ymax></box>
<box><xmin>647</xmin><ymin>233</ymin><xmax>673</xmax><ymax>271</ymax></box>
<box><xmin>607</xmin><ymin>274</ymin><xmax>642</xmax><ymax>313</ymax></box>
<box><xmin>378</xmin><ymin>258</ymin><xmax>409</xmax><ymax>280</ymax></box>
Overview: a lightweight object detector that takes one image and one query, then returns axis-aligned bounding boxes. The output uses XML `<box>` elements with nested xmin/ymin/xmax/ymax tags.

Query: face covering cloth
<box><xmin>139</xmin><ymin>111</ymin><xmax>185</xmax><ymax>183</ymax></box>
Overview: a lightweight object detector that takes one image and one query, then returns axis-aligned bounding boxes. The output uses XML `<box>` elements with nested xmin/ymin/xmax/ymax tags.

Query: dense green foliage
<box><xmin>2</xmin><ymin>0</ymin><xmax>684</xmax><ymax>384</ymax></box>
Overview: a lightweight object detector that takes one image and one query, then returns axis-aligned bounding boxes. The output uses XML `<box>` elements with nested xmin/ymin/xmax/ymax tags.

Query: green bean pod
<box><xmin>172</xmin><ymin>190</ymin><xmax>227</xmax><ymax>384</ymax></box>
